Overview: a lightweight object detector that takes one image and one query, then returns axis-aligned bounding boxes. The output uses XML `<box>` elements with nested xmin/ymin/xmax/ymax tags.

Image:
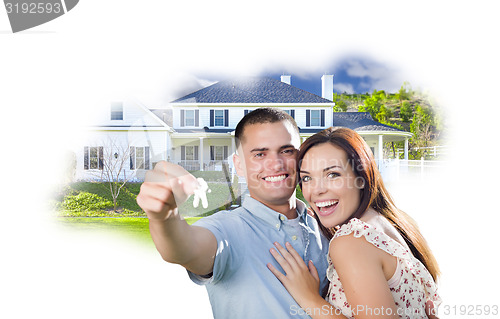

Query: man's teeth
<box><xmin>264</xmin><ymin>175</ymin><xmax>287</xmax><ymax>182</ymax></box>
<box><xmin>316</xmin><ymin>200</ymin><xmax>339</xmax><ymax>208</ymax></box>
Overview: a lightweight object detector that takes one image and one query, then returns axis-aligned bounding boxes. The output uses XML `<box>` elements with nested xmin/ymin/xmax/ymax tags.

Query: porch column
<box><xmin>378</xmin><ymin>135</ymin><xmax>384</xmax><ymax>165</ymax></box>
<box><xmin>404</xmin><ymin>138</ymin><xmax>409</xmax><ymax>160</ymax></box>
<box><xmin>199</xmin><ymin>137</ymin><xmax>204</xmax><ymax>171</ymax></box>
<box><xmin>231</xmin><ymin>135</ymin><xmax>236</xmax><ymax>175</ymax></box>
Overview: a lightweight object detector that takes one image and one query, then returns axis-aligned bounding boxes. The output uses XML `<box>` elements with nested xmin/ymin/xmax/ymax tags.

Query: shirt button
<box><xmin>275</xmin><ymin>224</ymin><xmax>280</xmax><ymax>229</ymax></box>
<box><xmin>292</xmin><ymin>236</ymin><xmax>297</xmax><ymax>241</ymax></box>
<box><xmin>280</xmin><ymin>216</ymin><xmax>285</xmax><ymax>221</ymax></box>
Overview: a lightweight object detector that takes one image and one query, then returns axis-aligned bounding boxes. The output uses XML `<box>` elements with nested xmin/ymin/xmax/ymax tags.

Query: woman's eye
<box><xmin>301</xmin><ymin>176</ymin><xmax>311</xmax><ymax>183</ymax></box>
<box><xmin>327</xmin><ymin>172</ymin><xmax>340</xmax><ymax>178</ymax></box>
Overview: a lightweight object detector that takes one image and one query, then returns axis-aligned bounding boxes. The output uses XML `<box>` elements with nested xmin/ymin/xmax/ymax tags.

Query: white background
<box><xmin>1</xmin><ymin>1</ymin><xmax>499</xmax><ymax>318</ymax></box>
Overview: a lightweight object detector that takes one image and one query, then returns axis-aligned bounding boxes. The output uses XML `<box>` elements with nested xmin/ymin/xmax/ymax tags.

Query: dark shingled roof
<box><xmin>172</xmin><ymin>77</ymin><xmax>333</xmax><ymax>104</ymax></box>
<box><xmin>333</xmin><ymin>112</ymin><xmax>404</xmax><ymax>132</ymax></box>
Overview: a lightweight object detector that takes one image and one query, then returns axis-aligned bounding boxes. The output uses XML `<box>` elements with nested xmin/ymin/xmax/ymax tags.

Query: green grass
<box><xmin>58</xmin><ymin>217</ymin><xmax>202</xmax><ymax>246</ymax></box>
<box><xmin>51</xmin><ymin>181</ymin><xmax>236</xmax><ymax>217</ymax></box>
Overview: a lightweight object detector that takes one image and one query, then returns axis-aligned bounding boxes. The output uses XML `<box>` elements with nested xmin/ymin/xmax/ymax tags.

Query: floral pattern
<box><xmin>326</xmin><ymin>218</ymin><xmax>441</xmax><ymax>318</ymax></box>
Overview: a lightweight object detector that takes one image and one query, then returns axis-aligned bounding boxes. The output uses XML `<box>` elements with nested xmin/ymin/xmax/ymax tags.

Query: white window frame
<box><xmin>184</xmin><ymin>110</ymin><xmax>195</xmax><ymax>126</ymax></box>
<box><xmin>214</xmin><ymin>110</ymin><xmax>224</xmax><ymax>126</ymax></box>
<box><xmin>310</xmin><ymin>110</ymin><xmax>321</xmax><ymax>126</ymax></box>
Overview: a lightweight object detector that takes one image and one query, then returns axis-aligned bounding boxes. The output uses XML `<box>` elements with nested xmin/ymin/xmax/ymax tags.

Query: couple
<box><xmin>137</xmin><ymin>108</ymin><xmax>441</xmax><ymax>318</ymax></box>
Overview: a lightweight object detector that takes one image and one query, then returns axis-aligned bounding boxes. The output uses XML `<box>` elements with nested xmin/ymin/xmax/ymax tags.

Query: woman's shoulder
<box><xmin>329</xmin><ymin>219</ymin><xmax>383</xmax><ymax>260</ymax></box>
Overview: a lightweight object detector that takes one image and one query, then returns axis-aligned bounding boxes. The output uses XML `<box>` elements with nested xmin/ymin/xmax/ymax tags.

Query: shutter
<box><xmin>244</xmin><ymin>109</ymin><xmax>249</xmax><ymax>116</ymax></box>
<box><xmin>224</xmin><ymin>109</ymin><xmax>229</xmax><ymax>126</ymax></box>
<box><xmin>84</xmin><ymin>147</ymin><xmax>89</xmax><ymax>170</ymax></box>
<box><xmin>145</xmin><ymin>146</ymin><xmax>150</xmax><ymax>169</ymax></box>
<box><xmin>195</xmin><ymin>110</ymin><xmax>199</xmax><ymax>127</ymax></box>
<box><xmin>223</xmin><ymin>146</ymin><xmax>228</xmax><ymax>159</ymax></box>
<box><xmin>98</xmin><ymin>147</ymin><xmax>104</xmax><ymax>170</ymax></box>
<box><xmin>130</xmin><ymin>146</ymin><xmax>135</xmax><ymax>170</ymax></box>
<box><xmin>181</xmin><ymin>146</ymin><xmax>185</xmax><ymax>161</ymax></box>
<box><xmin>321</xmin><ymin>109</ymin><xmax>325</xmax><ymax>126</ymax></box>
<box><xmin>210</xmin><ymin>146</ymin><xmax>214</xmax><ymax>161</ymax></box>
<box><xmin>306</xmin><ymin>110</ymin><xmax>310</xmax><ymax>127</ymax></box>
<box><xmin>194</xmin><ymin>146</ymin><xmax>199</xmax><ymax>160</ymax></box>
<box><xmin>290</xmin><ymin>110</ymin><xmax>295</xmax><ymax>119</ymax></box>
<box><xmin>180</xmin><ymin>110</ymin><xmax>185</xmax><ymax>127</ymax></box>
<box><xmin>210</xmin><ymin>110</ymin><xmax>214</xmax><ymax>126</ymax></box>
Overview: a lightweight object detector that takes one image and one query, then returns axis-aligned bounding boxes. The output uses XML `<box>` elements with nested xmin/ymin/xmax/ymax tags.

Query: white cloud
<box><xmin>333</xmin><ymin>82</ymin><xmax>355</xmax><ymax>94</ymax></box>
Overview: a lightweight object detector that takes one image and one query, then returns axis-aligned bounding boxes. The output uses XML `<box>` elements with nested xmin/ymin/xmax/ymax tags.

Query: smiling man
<box><xmin>137</xmin><ymin>108</ymin><xmax>329</xmax><ymax>318</ymax></box>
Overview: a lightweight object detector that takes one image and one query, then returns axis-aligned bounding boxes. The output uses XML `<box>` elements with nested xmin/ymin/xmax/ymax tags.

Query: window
<box><xmin>181</xmin><ymin>146</ymin><xmax>199</xmax><ymax>161</ymax></box>
<box><xmin>210</xmin><ymin>146</ymin><xmax>228</xmax><ymax>161</ymax></box>
<box><xmin>111</xmin><ymin>102</ymin><xmax>123</xmax><ymax>120</ymax></box>
<box><xmin>130</xmin><ymin>146</ymin><xmax>150</xmax><ymax>170</ymax></box>
<box><xmin>214</xmin><ymin>110</ymin><xmax>224</xmax><ymax>126</ymax></box>
<box><xmin>306</xmin><ymin>109</ymin><xmax>325</xmax><ymax>127</ymax></box>
<box><xmin>283</xmin><ymin>110</ymin><xmax>295</xmax><ymax>118</ymax></box>
<box><xmin>180</xmin><ymin>109</ymin><xmax>199</xmax><ymax>127</ymax></box>
<box><xmin>310</xmin><ymin>110</ymin><xmax>321</xmax><ymax>126</ymax></box>
<box><xmin>210</xmin><ymin>109</ymin><xmax>229</xmax><ymax>127</ymax></box>
<box><xmin>84</xmin><ymin>146</ymin><xmax>103</xmax><ymax>170</ymax></box>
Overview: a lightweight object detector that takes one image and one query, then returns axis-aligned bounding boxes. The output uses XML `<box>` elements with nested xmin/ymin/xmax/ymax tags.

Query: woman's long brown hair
<box><xmin>298</xmin><ymin>127</ymin><xmax>440</xmax><ymax>282</ymax></box>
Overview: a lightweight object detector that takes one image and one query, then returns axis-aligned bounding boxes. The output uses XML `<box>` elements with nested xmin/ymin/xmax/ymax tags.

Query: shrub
<box><xmin>61</xmin><ymin>192</ymin><xmax>114</xmax><ymax>212</ymax></box>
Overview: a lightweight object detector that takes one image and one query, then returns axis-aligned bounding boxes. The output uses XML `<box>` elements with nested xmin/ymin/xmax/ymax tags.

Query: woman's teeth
<box><xmin>264</xmin><ymin>174</ymin><xmax>287</xmax><ymax>182</ymax></box>
<box><xmin>316</xmin><ymin>200</ymin><xmax>339</xmax><ymax>208</ymax></box>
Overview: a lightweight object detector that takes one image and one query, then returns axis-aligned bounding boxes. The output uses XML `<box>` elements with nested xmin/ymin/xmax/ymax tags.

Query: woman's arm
<box><xmin>330</xmin><ymin>234</ymin><xmax>399</xmax><ymax>319</ymax></box>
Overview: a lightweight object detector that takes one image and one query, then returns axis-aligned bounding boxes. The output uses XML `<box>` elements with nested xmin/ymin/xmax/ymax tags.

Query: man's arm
<box><xmin>137</xmin><ymin>161</ymin><xmax>218</xmax><ymax>276</ymax></box>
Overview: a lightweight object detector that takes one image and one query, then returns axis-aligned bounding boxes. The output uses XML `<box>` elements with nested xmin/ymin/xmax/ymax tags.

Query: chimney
<box><xmin>321</xmin><ymin>74</ymin><xmax>334</xmax><ymax>101</ymax></box>
<box><xmin>281</xmin><ymin>75</ymin><xmax>291</xmax><ymax>85</ymax></box>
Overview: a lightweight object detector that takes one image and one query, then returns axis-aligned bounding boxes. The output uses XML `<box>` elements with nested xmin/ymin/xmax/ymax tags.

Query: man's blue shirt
<box><xmin>188</xmin><ymin>196</ymin><xmax>330</xmax><ymax>318</ymax></box>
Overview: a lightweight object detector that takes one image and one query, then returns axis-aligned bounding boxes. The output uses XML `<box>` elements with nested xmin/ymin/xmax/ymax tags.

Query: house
<box><xmin>75</xmin><ymin>75</ymin><xmax>412</xmax><ymax>182</ymax></box>
<box><xmin>168</xmin><ymin>75</ymin><xmax>411</xmax><ymax>174</ymax></box>
<box><xmin>169</xmin><ymin>76</ymin><xmax>336</xmax><ymax>173</ymax></box>
<box><xmin>75</xmin><ymin>99</ymin><xmax>173</xmax><ymax>182</ymax></box>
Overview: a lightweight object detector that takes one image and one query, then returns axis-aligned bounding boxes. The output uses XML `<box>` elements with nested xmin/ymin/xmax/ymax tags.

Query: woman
<box><xmin>267</xmin><ymin>127</ymin><xmax>441</xmax><ymax>318</ymax></box>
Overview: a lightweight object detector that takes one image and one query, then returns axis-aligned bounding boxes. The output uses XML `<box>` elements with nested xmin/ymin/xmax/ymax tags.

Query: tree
<box><xmin>332</xmin><ymin>93</ymin><xmax>348</xmax><ymax>112</ymax></box>
<box><xmin>375</xmin><ymin>104</ymin><xmax>393</xmax><ymax>123</ymax></box>
<box><xmin>89</xmin><ymin>138</ymin><xmax>137</xmax><ymax>212</ymax></box>
<box><xmin>410</xmin><ymin>104</ymin><xmax>434</xmax><ymax>147</ymax></box>
<box><xmin>400</xmin><ymin>101</ymin><xmax>413</xmax><ymax>122</ymax></box>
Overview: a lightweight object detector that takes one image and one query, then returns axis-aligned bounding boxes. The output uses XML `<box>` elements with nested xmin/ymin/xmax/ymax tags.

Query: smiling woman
<box><xmin>267</xmin><ymin>127</ymin><xmax>441</xmax><ymax>319</ymax></box>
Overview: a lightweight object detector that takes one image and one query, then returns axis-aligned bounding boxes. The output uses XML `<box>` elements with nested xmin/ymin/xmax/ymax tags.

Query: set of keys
<box><xmin>192</xmin><ymin>177</ymin><xmax>211</xmax><ymax>209</ymax></box>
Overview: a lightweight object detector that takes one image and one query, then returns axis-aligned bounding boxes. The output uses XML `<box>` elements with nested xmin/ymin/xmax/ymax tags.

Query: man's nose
<box><xmin>265</xmin><ymin>153</ymin><xmax>285</xmax><ymax>171</ymax></box>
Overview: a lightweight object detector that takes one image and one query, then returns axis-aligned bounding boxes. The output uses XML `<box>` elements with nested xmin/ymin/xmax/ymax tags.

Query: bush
<box><xmin>61</xmin><ymin>192</ymin><xmax>114</xmax><ymax>212</ymax></box>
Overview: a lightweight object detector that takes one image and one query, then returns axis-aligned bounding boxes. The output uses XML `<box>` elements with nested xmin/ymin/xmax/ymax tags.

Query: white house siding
<box><xmin>92</xmin><ymin>100</ymin><xmax>163</xmax><ymax>127</ymax></box>
<box><xmin>75</xmin><ymin>129</ymin><xmax>170</xmax><ymax>182</ymax></box>
<box><xmin>172</xmin><ymin>105</ymin><xmax>333</xmax><ymax>130</ymax></box>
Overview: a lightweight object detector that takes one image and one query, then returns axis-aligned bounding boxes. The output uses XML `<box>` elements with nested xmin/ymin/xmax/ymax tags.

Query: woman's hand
<box><xmin>267</xmin><ymin>242</ymin><xmax>322</xmax><ymax>307</ymax></box>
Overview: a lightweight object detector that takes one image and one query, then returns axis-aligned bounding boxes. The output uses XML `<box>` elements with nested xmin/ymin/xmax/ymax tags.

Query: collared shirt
<box><xmin>188</xmin><ymin>196</ymin><xmax>330</xmax><ymax>318</ymax></box>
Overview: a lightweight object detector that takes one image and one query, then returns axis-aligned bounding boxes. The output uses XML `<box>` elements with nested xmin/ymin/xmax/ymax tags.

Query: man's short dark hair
<box><xmin>234</xmin><ymin>107</ymin><xmax>299</xmax><ymax>149</ymax></box>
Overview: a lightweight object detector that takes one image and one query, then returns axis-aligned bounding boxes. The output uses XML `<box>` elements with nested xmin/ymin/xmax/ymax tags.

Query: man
<box><xmin>137</xmin><ymin>108</ymin><xmax>329</xmax><ymax>318</ymax></box>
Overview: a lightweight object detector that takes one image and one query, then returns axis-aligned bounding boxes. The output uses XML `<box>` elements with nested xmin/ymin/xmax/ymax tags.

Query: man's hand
<box><xmin>137</xmin><ymin>161</ymin><xmax>199</xmax><ymax>221</ymax></box>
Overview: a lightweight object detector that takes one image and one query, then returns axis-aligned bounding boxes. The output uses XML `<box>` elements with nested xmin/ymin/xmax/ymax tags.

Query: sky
<box><xmin>1</xmin><ymin>1</ymin><xmax>500</xmax><ymax>318</ymax></box>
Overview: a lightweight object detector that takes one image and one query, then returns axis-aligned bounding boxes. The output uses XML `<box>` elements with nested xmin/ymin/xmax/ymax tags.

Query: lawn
<box><xmin>58</xmin><ymin>216</ymin><xmax>202</xmax><ymax>246</ymax></box>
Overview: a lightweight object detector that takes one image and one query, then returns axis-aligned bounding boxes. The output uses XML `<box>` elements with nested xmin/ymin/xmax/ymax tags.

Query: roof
<box><xmin>332</xmin><ymin>112</ymin><xmax>404</xmax><ymax>132</ymax></box>
<box><xmin>171</xmin><ymin>77</ymin><xmax>333</xmax><ymax>104</ymax></box>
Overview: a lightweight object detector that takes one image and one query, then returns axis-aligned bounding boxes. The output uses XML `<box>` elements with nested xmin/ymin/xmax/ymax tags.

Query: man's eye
<box><xmin>301</xmin><ymin>176</ymin><xmax>311</xmax><ymax>183</ymax></box>
<box><xmin>282</xmin><ymin>149</ymin><xmax>296</xmax><ymax>155</ymax></box>
<box><xmin>254</xmin><ymin>153</ymin><xmax>264</xmax><ymax>158</ymax></box>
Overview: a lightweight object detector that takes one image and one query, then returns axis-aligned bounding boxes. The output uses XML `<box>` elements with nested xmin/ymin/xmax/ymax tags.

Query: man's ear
<box><xmin>233</xmin><ymin>152</ymin><xmax>246</xmax><ymax>178</ymax></box>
